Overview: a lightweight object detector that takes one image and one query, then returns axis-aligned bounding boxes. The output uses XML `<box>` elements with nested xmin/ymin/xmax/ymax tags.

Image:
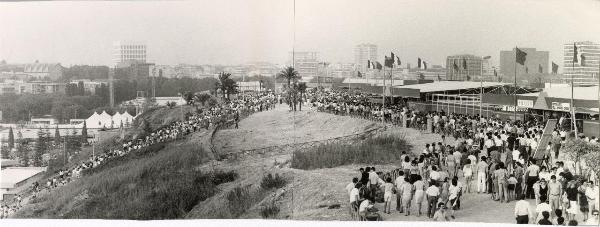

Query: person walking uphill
<box><xmin>426</xmin><ymin>180</ymin><xmax>440</xmax><ymax>219</ymax></box>
<box><xmin>514</xmin><ymin>194</ymin><xmax>533</xmax><ymax>224</ymax></box>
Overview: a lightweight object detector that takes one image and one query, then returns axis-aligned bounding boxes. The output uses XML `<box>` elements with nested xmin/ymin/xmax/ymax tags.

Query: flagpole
<box><xmin>514</xmin><ymin>46</ymin><xmax>517</xmax><ymax>121</ymax></box>
<box><xmin>382</xmin><ymin>66</ymin><xmax>385</xmax><ymax>124</ymax></box>
<box><xmin>571</xmin><ymin>42</ymin><xmax>577</xmax><ymax>134</ymax></box>
<box><xmin>480</xmin><ymin>58</ymin><xmax>483</xmax><ymax>117</ymax></box>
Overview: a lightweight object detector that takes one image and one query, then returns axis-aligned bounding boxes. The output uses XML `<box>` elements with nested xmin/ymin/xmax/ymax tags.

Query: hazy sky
<box><xmin>1</xmin><ymin>0</ymin><xmax>600</xmax><ymax>68</ymax></box>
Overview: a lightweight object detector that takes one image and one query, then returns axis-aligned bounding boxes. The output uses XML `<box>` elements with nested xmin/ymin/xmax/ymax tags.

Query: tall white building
<box><xmin>288</xmin><ymin>51</ymin><xmax>319</xmax><ymax>78</ymax></box>
<box><xmin>354</xmin><ymin>43</ymin><xmax>378</xmax><ymax>72</ymax></box>
<box><xmin>563</xmin><ymin>41</ymin><xmax>600</xmax><ymax>86</ymax></box>
<box><xmin>113</xmin><ymin>41</ymin><xmax>147</xmax><ymax>65</ymax></box>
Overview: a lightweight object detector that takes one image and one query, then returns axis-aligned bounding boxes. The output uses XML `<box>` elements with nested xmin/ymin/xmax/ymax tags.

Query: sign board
<box><xmin>551</xmin><ymin>102</ymin><xmax>570</xmax><ymax>111</ymax></box>
<box><xmin>517</xmin><ymin>99</ymin><xmax>534</xmax><ymax>108</ymax></box>
<box><xmin>501</xmin><ymin>105</ymin><xmax>528</xmax><ymax>112</ymax></box>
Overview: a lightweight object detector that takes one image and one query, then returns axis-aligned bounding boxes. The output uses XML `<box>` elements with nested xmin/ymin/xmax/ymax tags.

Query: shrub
<box><xmin>211</xmin><ymin>171</ymin><xmax>239</xmax><ymax>185</ymax></box>
<box><xmin>291</xmin><ymin>134</ymin><xmax>412</xmax><ymax>170</ymax></box>
<box><xmin>260</xmin><ymin>202</ymin><xmax>280</xmax><ymax>219</ymax></box>
<box><xmin>260</xmin><ymin>173</ymin><xmax>287</xmax><ymax>190</ymax></box>
<box><xmin>226</xmin><ymin>185</ymin><xmax>254</xmax><ymax>217</ymax></box>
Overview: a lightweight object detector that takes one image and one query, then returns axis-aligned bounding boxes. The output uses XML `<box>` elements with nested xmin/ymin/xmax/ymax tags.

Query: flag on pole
<box><xmin>367</xmin><ymin>60</ymin><xmax>371</xmax><ymax>69</ymax></box>
<box><xmin>538</xmin><ymin>64</ymin><xmax>543</xmax><ymax>73</ymax></box>
<box><xmin>515</xmin><ymin>48</ymin><xmax>527</xmax><ymax>65</ymax></box>
<box><xmin>384</xmin><ymin>56</ymin><xmax>393</xmax><ymax>68</ymax></box>
<box><xmin>396</xmin><ymin>56</ymin><xmax>401</xmax><ymax>66</ymax></box>
<box><xmin>417</xmin><ymin>58</ymin><xmax>422</xmax><ymax>68</ymax></box>
<box><xmin>376</xmin><ymin>61</ymin><xmax>383</xmax><ymax>70</ymax></box>
<box><xmin>423</xmin><ymin>61</ymin><xmax>428</xmax><ymax>70</ymax></box>
<box><xmin>581</xmin><ymin>54</ymin><xmax>586</xmax><ymax>66</ymax></box>
<box><xmin>573</xmin><ymin>43</ymin><xmax>578</xmax><ymax>63</ymax></box>
<box><xmin>552</xmin><ymin>62</ymin><xmax>559</xmax><ymax>74</ymax></box>
<box><xmin>357</xmin><ymin>71</ymin><xmax>363</xmax><ymax>78</ymax></box>
<box><xmin>371</xmin><ymin>61</ymin><xmax>376</xmax><ymax>69</ymax></box>
<box><xmin>453</xmin><ymin>60</ymin><xmax>459</xmax><ymax>72</ymax></box>
<box><xmin>462</xmin><ymin>58</ymin><xmax>467</xmax><ymax>70</ymax></box>
<box><xmin>391</xmin><ymin>52</ymin><xmax>395</xmax><ymax>64</ymax></box>
<box><xmin>483</xmin><ymin>56</ymin><xmax>491</xmax><ymax>60</ymax></box>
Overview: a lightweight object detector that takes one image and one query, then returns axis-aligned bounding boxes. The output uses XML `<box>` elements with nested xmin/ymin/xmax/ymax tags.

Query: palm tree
<box><xmin>216</xmin><ymin>72</ymin><xmax>238</xmax><ymax>100</ymax></box>
<box><xmin>297</xmin><ymin>82</ymin><xmax>307</xmax><ymax>111</ymax></box>
<box><xmin>277</xmin><ymin>67</ymin><xmax>300</xmax><ymax>87</ymax></box>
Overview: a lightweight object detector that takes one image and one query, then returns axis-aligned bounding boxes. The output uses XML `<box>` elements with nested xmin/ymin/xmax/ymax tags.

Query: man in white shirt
<box><xmin>346</xmin><ymin>177</ymin><xmax>358</xmax><ymax>195</ymax></box>
<box><xmin>426</xmin><ymin>181</ymin><xmax>440</xmax><ymax>218</ymax></box>
<box><xmin>526</xmin><ymin>163</ymin><xmax>540</xmax><ymax>199</ymax></box>
<box><xmin>514</xmin><ymin>194</ymin><xmax>532</xmax><ymax>224</ymax></box>
<box><xmin>430</xmin><ymin>166</ymin><xmax>441</xmax><ymax>183</ymax></box>
<box><xmin>349</xmin><ymin>181</ymin><xmax>360</xmax><ymax>219</ymax></box>
<box><xmin>512</xmin><ymin>149</ymin><xmax>520</xmax><ymax>162</ymax></box>
<box><xmin>369</xmin><ymin>167</ymin><xmax>379</xmax><ymax>190</ymax></box>
<box><xmin>534</xmin><ymin>200</ymin><xmax>552</xmax><ymax>223</ymax></box>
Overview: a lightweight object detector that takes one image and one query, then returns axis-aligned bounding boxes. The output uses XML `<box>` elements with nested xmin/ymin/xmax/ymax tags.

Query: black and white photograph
<box><xmin>0</xmin><ymin>0</ymin><xmax>600</xmax><ymax>226</ymax></box>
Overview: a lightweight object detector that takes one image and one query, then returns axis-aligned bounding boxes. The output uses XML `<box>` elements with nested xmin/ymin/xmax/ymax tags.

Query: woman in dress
<box><xmin>413</xmin><ymin>175</ymin><xmax>426</xmax><ymax>217</ymax></box>
<box><xmin>579</xmin><ymin>180</ymin><xmax>589</xmax><ymax>222</ymax></box>
<box><xmin>440</xmin><ymin>177</ymin><xmax>450</xmax><ymax>207</ymax></box>
<box><xmin>462</xmin><ymin>159</ymin><xmax>473</xmax><ymax>194</ymax></box>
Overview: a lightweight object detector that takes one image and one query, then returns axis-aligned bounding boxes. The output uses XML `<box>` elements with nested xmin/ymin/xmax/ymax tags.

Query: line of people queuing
<box><xmin>0</xmin><ymin>92</ymin><xmax>277</xmax><ymax>219</ymax></box>
<box><xmin>307</xmin><ymin>89</ymin><xmax>599</xmax><ymax>225</ymax></box>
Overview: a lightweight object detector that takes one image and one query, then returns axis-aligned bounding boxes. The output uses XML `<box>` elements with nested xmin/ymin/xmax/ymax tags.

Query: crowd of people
<box><xmin>0</xmin><ymin>92</ymin><xmax>277</xmax><ymax>219</ymax></box>
<box><xmin>306</xmin><ymin>89</ymin><xmax>599</xmax><ymax>225</ymax></box>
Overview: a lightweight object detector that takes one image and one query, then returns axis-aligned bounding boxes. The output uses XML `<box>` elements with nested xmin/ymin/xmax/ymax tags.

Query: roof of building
<box><xmin>394</xmin><ymin>81</ymin><xmax>510</xmax><ymax>93</ymax></box>
<box><xmin>23</xmin><ymin>63</ymin><xmax>62</xmax><ymax>73</ymax></box>
<box><xmin>520</xmin><ymin>86</ymin><xmax>598</xmax><ymax>101</ymax></box>
<box><xmin>0</xmin><ymin>167</ymin><xmax>46</xmax><ymax>189</ymax></box>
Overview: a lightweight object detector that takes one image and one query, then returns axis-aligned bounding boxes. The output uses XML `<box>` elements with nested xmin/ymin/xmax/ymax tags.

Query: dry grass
<box><xmin>290</xmin><ymin>134</ymin><xmax>412</xmax><ymax>170</ymax></box>
<box><xmin>17</xmin><ymin>143</ymin><xmax>237</xmax><ymax>219</ymax></box>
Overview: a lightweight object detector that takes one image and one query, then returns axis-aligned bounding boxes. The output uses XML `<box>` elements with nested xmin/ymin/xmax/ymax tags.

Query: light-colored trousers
<box><xmin>477</xmin><ymin>172</ymin><xmax>487</xmax><ymax>193</ymax></box>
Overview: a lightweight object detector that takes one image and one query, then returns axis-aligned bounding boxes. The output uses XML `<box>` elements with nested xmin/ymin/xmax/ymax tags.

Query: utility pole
<box><xmin>63</xmin><ymin>137</ymin><xmax>67</xmax><ymax>165</ymax></box>
<box><xmin>109</xmin><ymin>67</ymin><xmax>115</xmax><ymax>108</ymax></box>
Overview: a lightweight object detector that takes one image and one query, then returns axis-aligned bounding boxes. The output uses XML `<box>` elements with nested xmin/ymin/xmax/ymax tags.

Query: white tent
<box><xmin>112</xmin><ymin>112</ymin><xmax>124</xmax><ymax>127</ymax></box>
<box><xmin>84</xmin><ymin>111</ymin><xmax>103</xmax><ymax>129</ymax></box>
<box><xmin>99</xmin><ymin>111</ymin><xmax>114</xmax><ymax>128</ymax></box>
<box><xmin>120</xmin><ymin>112</ymin><xmax>134</xmax><ymax>127</ymax></box>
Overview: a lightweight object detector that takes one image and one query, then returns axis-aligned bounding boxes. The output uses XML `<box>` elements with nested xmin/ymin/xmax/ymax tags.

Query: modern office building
<box><xmin>288</xmin><ymin>51</ymin><xmax>319</xmax><ymax>78</ymax></box>
<box><xmin>563</xmin><ymin>41</ymin><xmax>600</xmax><ymax>86</ymax></box>
<box><xmin>113</xmin><ymin>41</ymin><xmax>147</xmax><ymax>65</ymax></box>
<box><xmin>499</xmin><ymin>47</ymin><xmax>549</xmax><ymax>78</ymax></box>
<box><xmin>354</xmin><ymin>43</ymin><xmax>378</xmax><ymax>72</ymax></box>
<box><xmin>446</xmin><ymin>55</ymin><xmax>482</xmax><ymax>81</ymax></box>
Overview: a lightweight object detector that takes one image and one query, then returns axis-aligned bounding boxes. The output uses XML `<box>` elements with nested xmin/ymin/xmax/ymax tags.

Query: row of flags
<box><xmin>358</xmin><ymin>46</ymin><xmax>580</xmax><ymax>78</ymax></box>
<box><xmin>366</xmin><ymin>53</ymin><xmax>428</xmax><ymax>71</ymax></box>
<box><xmin>515</xmin><ymin>47</ymin><xmax>560</xmax><ymax>74</ymax></box>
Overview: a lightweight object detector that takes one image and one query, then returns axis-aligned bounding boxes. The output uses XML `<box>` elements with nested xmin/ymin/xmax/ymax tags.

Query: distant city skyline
<box><xmin>1</xmin><ymin>0</ymin><xmax>600</xmax><ymax>71</ymax></box>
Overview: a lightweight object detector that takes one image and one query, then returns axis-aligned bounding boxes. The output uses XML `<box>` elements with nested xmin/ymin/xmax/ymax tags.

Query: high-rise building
<box><xmin>354</xmin><ymin>44</ymin><xmax>378</xmax><ymax>72</ymax></box>
<box><xmin>113</xmin><ymin>41</ymin><xmax>147</xmax><ymax>65</ymax></box>
<box><xmin>288</xmin><ymin>51</ymin><xmax>319</xmax><ymax>78</ymax></box>
<box><xmin>563</xmin><ymin>41</ymin><xmax>600</xmax><ymax>86</ymax></box>
<box><xmin>446</xmin><ymin>55</ymin><xmax>482</xmax><ymax>81</ymax></box>
<box><xmin>499</xmin><ymin>47</ymin><xmax>549</xmax><ymax>78</ymax></box>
